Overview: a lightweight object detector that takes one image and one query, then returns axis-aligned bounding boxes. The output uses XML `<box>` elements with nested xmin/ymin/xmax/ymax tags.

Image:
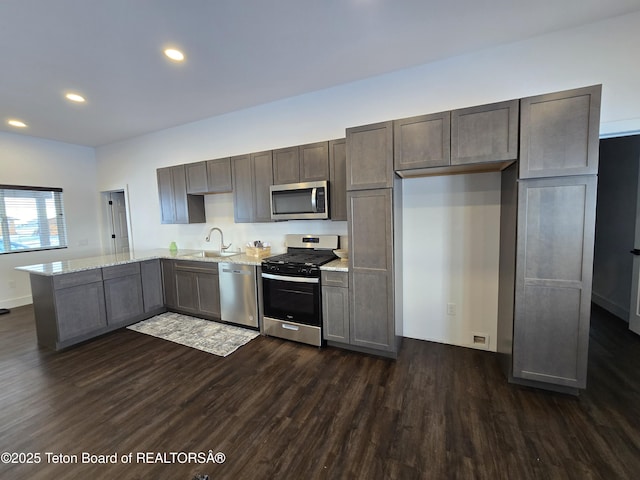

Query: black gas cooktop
<box><xmin>262</xmin><ymin>248</ymin><xmax>337</xmax><ymax>276</ymax></box>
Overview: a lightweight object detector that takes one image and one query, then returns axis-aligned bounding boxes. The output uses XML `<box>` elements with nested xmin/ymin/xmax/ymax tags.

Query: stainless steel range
<box><xmin>261</xmin><ymin>234</ymin><xmax>338</xmax><ymax>346</ymax></box>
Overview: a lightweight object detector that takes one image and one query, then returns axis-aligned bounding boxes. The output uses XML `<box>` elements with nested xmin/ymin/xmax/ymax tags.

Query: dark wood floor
<box><xmin>1</xmin><ymin>305</ymin><xmax>639</xmax><ymax>480</ymax></box>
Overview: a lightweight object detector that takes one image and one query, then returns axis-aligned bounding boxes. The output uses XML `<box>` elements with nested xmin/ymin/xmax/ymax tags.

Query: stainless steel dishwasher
<box><xmin>218</xmin><ymin>263</ymin><xmax>259</xmax><ymax>328</ymax></box>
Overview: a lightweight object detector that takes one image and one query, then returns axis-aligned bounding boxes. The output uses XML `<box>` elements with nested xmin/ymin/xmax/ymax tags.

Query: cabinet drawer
<box><xmin>321</xmin><ymin>271</ymin><xmax>348</xmax><ymax>288</ymax></box>
<box><xmin>102</xmin><ymin>262</ymin><xmax>141</xmax><ymax>280</ymax></box>
<box><xmin>174</xmin><ymin>260</ymin><xmax>219</xmax><ymax>273</ymax></box>
<box><xmin>53</xmin><ymin>269</ymin><xmax>103</xmax><ymax>290</ymax></box>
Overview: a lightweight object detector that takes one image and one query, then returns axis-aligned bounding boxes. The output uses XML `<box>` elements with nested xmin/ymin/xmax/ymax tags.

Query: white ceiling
<box><xmin>2</xmin><ymin>0</ymin><xmax>640</xmax><ymax>147</ymax></box>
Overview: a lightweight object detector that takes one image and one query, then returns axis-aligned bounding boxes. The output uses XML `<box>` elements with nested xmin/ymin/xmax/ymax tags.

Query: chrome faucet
<box><xmin>205</xmin><ymin>227</ymin><xmax>231</xmax><ymax>251</ymax></box>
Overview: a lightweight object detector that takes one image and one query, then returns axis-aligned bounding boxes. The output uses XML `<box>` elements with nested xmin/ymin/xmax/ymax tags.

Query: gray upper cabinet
<box><xmin>272</xmin><ymin>146</ymin><xmax>299</xmax><ymax>185</ymax></box>
<box><xmin>231</xmin><ymin>154</ymin><xmax>253</xmax><ymax>223</ymax></box>
<box><xmin>232</xmin><ymin>151</ymin><xmax>273</xmax><ymax>223</ymax></box>
<box><xmin>451</xmin><ymin>100</ymin><xmax>519</xmax><ymax>165</ymax></box>
<box><xmin>206</xmin><ymin>157</ymin><xmax>233</xmax><ymax>193</ymax></box>
<box><xmin>157</xmin><ymin>165</ymin><xmax>206</xmax><ymax>224</ymax></box>
<box><xmin>346</xmin><ymin>121</ymin><xmax>394</xmax><ymax>190</ymax></box>
<box><xmin>394</xmin><ymin>111</ymin><xmax>451</xmax><ymax>170</ymax></box>
<box><xmin>273</xmin><ymin>142</ymin><xmax>329</xmax><ymax>185</ymax></box>
<box><xmin>185</xmin><ymin>161</ymin><xmax>209</xmax><ymax>194</ymax></box>
<box><xmin>513</xmin><ymin>175</ymin><xmax>597</xmax><ymax>389</ymax></box>
<box><xmin>252</xmin><ymin>150</ymin><xmax>274</xmax><ymax>222</ymax></box>
<box><xmin>299</xmin><ymin>141</ymin><xmax>329</xmax><ymax>182</ymax></box>
<box><xmin>186</xmin><ymin>158</ymin><xmax>233</xmax><ymax>194</ymax></box>
<box><xmin>520</xmin><ymin>85</ymin><xmax>601</xmax><ymax>178</ymax></box>
<box><xmin>329</xmin><ymin>138</ymin><xmax>347</xmax><ymax>221</ymax></box>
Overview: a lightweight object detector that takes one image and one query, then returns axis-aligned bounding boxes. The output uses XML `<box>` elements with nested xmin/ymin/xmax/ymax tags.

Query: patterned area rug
<box><xmin>127</xmin><ymin>312</ymin><xmax>260</xmax><ymax>357</ymax></box>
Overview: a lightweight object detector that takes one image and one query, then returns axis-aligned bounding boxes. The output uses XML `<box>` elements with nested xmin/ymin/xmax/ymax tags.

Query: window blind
<box><xmin>0</xmin><ymin>185</ymin><xmax>68</xmax><ymax>254</ymax></box>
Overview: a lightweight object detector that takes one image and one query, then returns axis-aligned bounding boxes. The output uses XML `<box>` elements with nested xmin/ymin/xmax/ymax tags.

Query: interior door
<box><xmin>630</xmin><ymin>170</ymin><xmax>640</xmax><ymax>335</ymax></box>
<box><xmin>109</xmin><ymin>191</ymin><xmax>130</xmax><ymax>254</ymax></box>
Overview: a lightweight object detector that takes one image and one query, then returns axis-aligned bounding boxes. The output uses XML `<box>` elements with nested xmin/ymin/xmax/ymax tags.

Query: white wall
<box><xmin>0</xmin><ymin>132</ymin><xmax>101</xmax><ymax>308</ymax></box>
<box><xmin>95</xmin><ymin>12</ymin><xmax>640</xmax><ymax>351</ymax></box>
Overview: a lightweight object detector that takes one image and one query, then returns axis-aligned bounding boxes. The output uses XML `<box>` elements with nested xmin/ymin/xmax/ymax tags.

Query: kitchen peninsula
<box><xmin>16</xmin><ymin>249</ymin><xmax>268</xmax><ymax>351</ymax></box>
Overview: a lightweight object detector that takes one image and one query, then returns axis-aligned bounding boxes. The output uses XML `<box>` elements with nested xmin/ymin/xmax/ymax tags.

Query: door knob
<box><xmin>631</xmin><ymin>249</ymin><xmax>640</xmax><ymax>256</ymax></box>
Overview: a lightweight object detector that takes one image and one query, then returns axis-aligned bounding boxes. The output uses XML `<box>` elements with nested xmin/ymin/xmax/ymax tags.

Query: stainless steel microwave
<box><xmin>270</xmin><ymin>180</ymin><xmax>329</xmax><ymax>220</ymax></box>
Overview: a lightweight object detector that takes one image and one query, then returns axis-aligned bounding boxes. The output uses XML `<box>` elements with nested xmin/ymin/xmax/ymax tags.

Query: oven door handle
<box><xmin>261</xmin><ymin>273</ymin><xmax>319</xmax><ymax>284</ymax></box>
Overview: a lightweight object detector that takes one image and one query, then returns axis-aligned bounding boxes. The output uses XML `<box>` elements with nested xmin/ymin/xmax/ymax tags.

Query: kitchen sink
<box><xmin>181</xmin><ymin>250</ymin><xmax>239</xmax><ymax>258</ymax></box>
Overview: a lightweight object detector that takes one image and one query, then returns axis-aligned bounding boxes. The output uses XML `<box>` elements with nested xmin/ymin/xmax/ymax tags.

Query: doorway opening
<box><xmin>101</xmin><ymin>189</ymin><xmax>132</xmax><ymax>255</ymax></box>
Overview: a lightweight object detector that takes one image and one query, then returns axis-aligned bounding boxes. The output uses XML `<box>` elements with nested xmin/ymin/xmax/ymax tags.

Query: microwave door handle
<box><xmin>311</xmin><ymin>187</ymin><xmax>317</xmax><ymax>212</ymax></box>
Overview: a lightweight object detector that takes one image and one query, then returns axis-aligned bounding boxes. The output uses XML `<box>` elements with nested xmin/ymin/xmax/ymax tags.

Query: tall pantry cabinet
<box><xmin>345</xmin><ymin>121</ymin><xmax>403</xmax><ymax>357</ymax></box>
<box><xmin>498</xmin><ymin>85</ymin><xmax>601</xmax><ymax>393</ymax></box>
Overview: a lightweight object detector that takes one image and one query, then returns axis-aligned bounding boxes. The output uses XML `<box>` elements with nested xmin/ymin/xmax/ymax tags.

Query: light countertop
<box><xmin>15</xmin><ymin>248</ymin><xmax>349</xmax><ymax>276</ymax></box>
<box><xmin>15</xmin><ymin>249</ymin><xmax>267</xmax><ymax>276</ymax></box>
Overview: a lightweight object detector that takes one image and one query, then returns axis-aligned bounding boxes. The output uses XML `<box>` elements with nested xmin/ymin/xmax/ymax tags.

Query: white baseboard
<box><xmin>592</xmin><ymin>292</ymin><xmax>629</xmax><ymax>322</ymax></box>
<box><xmin>0</xmin><ymin>295</ymin><xmax>33</xmax><ymax>309</ymax></box>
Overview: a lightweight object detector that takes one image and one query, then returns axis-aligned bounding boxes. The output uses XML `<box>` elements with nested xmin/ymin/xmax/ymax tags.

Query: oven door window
<box><xmin>263</xmin><ymin>276</ymin><xmax>320</xmax><ymax>326</ymax></box>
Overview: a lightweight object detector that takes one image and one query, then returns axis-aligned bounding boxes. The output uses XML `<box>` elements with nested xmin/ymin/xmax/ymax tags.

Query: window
<box><xmin>0</xmin><ymin>185</ymin><xmax>68</xmax><ymax>254</ymax></box>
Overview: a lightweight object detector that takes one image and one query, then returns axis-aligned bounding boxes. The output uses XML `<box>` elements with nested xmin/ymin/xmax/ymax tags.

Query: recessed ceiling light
<box><xmin>164</xmin><ymin>48</ymin><xmax>185</xmax><ymax>62</ymax></box>
<box><xmin>8</xmin><ymin>119</ymin><xmax>27</xmax><ymax>128</ymax></box>
<box><xmin>65</xmin><ymin>93</ymin><xmax>86</xmax><ymax>103</ymax></box>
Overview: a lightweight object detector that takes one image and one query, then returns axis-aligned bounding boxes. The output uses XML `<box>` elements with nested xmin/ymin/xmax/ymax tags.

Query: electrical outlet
<box><xmin>471</xmin><ymin>332</ymin><xmax>489</xmax><ymax>349</ymax></box>
<box><xmin>8</xmin><ymin>280</ymin><xmax>16</xmax><ymax>289</ymax></box>
<box><xmin>447</xmin><ymin>303</ymin><xmax>456</xmax><ymax>315</ymax></box>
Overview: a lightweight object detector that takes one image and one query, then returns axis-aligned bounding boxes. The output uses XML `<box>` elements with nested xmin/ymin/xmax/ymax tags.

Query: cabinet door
<box><xmin>300</xmin><ymin>141</ymin><xmax>329</xmax><ymax>182</ymax></box>
<box><xmin>141</xmin><ymin>259</ymin><xmax>164</xmax><ymax>312</ymax></box>
<box><xmin>252</xmin><ymin>150</ymin><xmax>274</xmax><ymax>222</ymax></box>
<box><xmin>55</xmin><ymin>282</ymin><xmax>107</xmax><ymax>341</ymax></box>
<box><xmin>232</xmin><ymin>154</ymin><xmax>254</xmax><ymax>223</ymax></box>
<box><xmin>348</xmin><ymin>189</ymin><xmax>395</xmax><ymax>351</ymax></box>
<box><xmin>175</xmin><ymin>270</ymin><xmax>198</xmax><ymax>313</ymax></box>
<box><xmin>513</xmin><ymin>175</ymin><xmax>597</xmax><ymax>389</ymax></box>
<box><xmin>196</xmin><ymin>271</ymin><xmax>221</xmax><ymax>318</ymax></box>
<box><xmin>206</xmin><ymin>157</ymin><xmax>233</xmax><ymax>193</ymax></box>
<box><xmin>273</xmin><ymin>146</ymin><xmax>300</xmax><ymax>185</ymax></box>
<box><xmin>158</xmin><ymin>165</ymin><xmax>205</xmax><ymax>224</ymax></box>
<box><xmin>520</xmin><ymin>85</ymin><xmax>601</xmax><ymax>178</ymax></box>
<box><xmin>104</xmin><ymin>274</ymin><xmax>144</xmax><ymax>325</ymax></box>
<box><xmin>157</xmin><ymin>167</ymin><xmax>176</xmax><ymax>224</ymax></box>
<box><xmin>185</xmin><ymin>161</ymin><xmax>209</xmax><ymax>194</ymax></box>
<box><xmin>451</xmin><ymin>100</ymin><xmax>519</xmax><ymax>165</ymax></box>
<box><xmin>322</xmin><ymin>286</ymin><xmax>349</xmax><ymax>343</ymax></box>
<box><xmin>329</xmin><ymin>138</ymin><xmax>347</xmax><ymax>221</ymax></box>
<box><xmin>346</xmin><ymin>121</ymin><xmax>394</xmax><ymax>191</ymax></box>
<box><xmin>394</xmin><ymin>111</ymin><xmax>451</xmax><ymax>170</ymax></box>
<box><xmin>161</xmin><ymin>259</ymin><xmax>177</xmax><ymax>308</ymax></box>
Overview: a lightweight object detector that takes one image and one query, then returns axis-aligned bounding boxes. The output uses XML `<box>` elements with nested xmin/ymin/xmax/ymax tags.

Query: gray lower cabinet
<box><xmin>512</xmin><ymin>175</ymin><xmax>597</xmax><ymax>390</ymax></box>
<box><xmin>322</xmin><ymin>271</ymin><xmax>349</xmax><ymax>343</ymax></box>
<box><xmin>346</xmin><ymin>121</ymin><xmax>394</xmax><ymax>191</ymax></box>
<box><xmin>157</xmin><ymin>165</ymin><xmax>206</xmax><ymax>224</ymax></box>
<box><xmin>173</xmin><ymin>260</ymin><xmax>221</xmax><ymax>319</ymax></box>
<box><xmin>103</xmin><ymin>263</ymin><xmax>144</xmax><ymax>326</ymax></box>
<box><xmin>29</xmin><ymin>260</ymin><xmax>165</xmax><ymax>351</ymax></box>
<box><xmin>52</xmin><ymin>271</ymin><xmax>107</xmax><ymax>343</ymax></box>
<box><xmin>394</xmin><ymin>111</ymin><xmax>451</xmax><ymax>170</ymax></box>
<box><xmin>451</xmin><ymin>99</ymin><xmax>519</xmax><ymax>165</ymax></box>
<box><xmin>329</xmin><ymin>138</ymin><xmax>347</xmax><ymax>221</ymax></box>
<box><xmin>520</xmin><ymin>85</ymin><xmax>601</xmax><ymax>178</ymax></box>
<box><xmin>232</xmin><ymin>151</ymin><xmax>273</xmax><ymax>223</ymax></box>
<box><xmin>141</xmin><ymin>259</ymin><xmax>164</xmax><ymax>313</ymax></box>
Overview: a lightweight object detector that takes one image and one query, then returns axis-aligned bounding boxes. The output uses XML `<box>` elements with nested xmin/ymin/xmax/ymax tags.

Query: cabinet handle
<box><xmin>631</xmin><ymin>249</ymin><xmax>640</xmax><ymax>256</ymax></box>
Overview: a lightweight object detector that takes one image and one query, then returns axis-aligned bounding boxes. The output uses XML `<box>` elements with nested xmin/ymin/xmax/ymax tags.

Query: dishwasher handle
<box><xmin>222</xmin><ymin>267</ymin><xmax>251</xmax><ymax>275</ymax></box>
